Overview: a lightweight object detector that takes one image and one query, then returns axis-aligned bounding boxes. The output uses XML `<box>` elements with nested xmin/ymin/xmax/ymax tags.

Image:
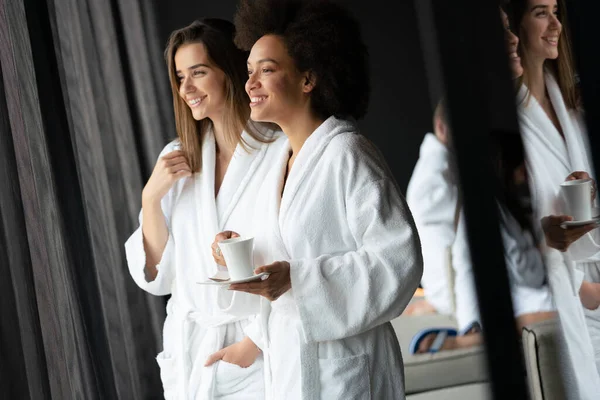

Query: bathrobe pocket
<box><xmin>214</xmin><ymin>357</ymin><xmax>264</xmax><ymax>398</ymax></box>
<box><xmin>156</xmin><ymin>351</ymin><xmax>178</xmax><ymax>399</ymax></box>
<box><xmin>318</xmin><ymin>353</ymin><xmax>371</xmax><ymax>399</ymax></box>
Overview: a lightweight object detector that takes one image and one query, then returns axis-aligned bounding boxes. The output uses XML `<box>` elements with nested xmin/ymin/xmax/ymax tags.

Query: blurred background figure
<box><xmin>405</xmin><ymin>98</ymin><xmax>460</xmax><ymax>317</ymax></box>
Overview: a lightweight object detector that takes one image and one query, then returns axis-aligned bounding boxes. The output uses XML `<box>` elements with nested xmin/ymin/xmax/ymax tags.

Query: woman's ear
<box><xmin>302</xmin><ymin>71</ymin><xmax>317</xmax><ymax>93</ymax></box>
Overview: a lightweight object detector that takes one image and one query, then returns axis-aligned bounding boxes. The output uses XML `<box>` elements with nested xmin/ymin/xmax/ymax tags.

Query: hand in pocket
<box><xmin>205</xmin><ymin>336</ymin><xmax>260</xmax><ymax>368</ymax></box>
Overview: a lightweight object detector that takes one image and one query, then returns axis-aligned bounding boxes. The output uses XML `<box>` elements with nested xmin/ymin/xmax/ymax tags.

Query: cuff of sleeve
<box><xmin>289</xmin><ymin>259</ymin><xmax>315</xmax><ymax>344</ymax></box>
<box><xmin>573</xmin><ymin>267</ymin><xmax>585</xmax><ymax>295</ymax></box>
<box><xmin>244</xmin><ymin>318</ymin><xmax>264</xmax><ymax>350</ymax></box>
<box><xmin>568</xmin><ymin>232</ymin><xmax>600</xmax><ymax>261</ymax></box>
<box><xmin>124</xmin><ymin>226</ymin><xmax>174</xmax><ymax>296</ymax></box>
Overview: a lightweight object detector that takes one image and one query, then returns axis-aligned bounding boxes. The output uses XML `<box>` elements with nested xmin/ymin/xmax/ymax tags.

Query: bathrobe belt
<box><xmin>172</xmin><ymin>301</ymin><xmax>248</xmax><ymax>399</ymax></box>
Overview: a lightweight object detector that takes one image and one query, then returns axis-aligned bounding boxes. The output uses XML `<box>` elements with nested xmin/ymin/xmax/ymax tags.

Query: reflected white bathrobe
<box><xmin>451</xmin><ymin>206</ymin><xmax>555</xmax><ymax>332</ymax></box>
<box><xmin>406</xmin><ymin>133</ymin><xmax>459</xmax><ymax>315</ymax></box>
<box><xmin>124</xmin><ymin>126</ymin><xmax>287</xmax><ymax>399</ymax></box>
<box><xmin>245</xmin><ymin>116</ymin><xmax>423</xmax><ymax>400</ymax></box>
<box><xmin>517</xmin><ymin>71</ymin><xmax>600</xmax><ymax>399</ymax></box>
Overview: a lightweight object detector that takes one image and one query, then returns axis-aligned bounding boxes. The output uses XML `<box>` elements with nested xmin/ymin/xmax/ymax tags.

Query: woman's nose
<box><xmin>246</xmin><ymin>74</ymin><xmax>259</xmax><ymax>93</ymax></box>
<box><xmin>549</xmin><ymin>13</ymin><xmax>562</xmax><ymax>30</ymax></box>
<box><xmin>507</xmin><ymin>29</ymin><xmax>518</xmax><ymax>47</ymax></box>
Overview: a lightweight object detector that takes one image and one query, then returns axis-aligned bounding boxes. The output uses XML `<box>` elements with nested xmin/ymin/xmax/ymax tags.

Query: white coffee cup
<box><xmin>560</xmin><ymin>178</ymin><xmax>593</xmax><ymax>221</ymax></box>
<box><xmin>218</xmin><ymin>236</ymin><xmax>255</xmax><ymax>280</ymax></box>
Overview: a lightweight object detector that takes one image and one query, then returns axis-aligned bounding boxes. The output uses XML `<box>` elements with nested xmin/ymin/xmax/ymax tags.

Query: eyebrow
<box><xmin>530</xmin><ymin>4</ymin><xmax>557</xmax><ymax>12</ymax></box>
<box><xmin>175</xmin><ymin>63</ymin><xmax>211</xmax><ymax>74</ymax></box>
<box><xmin>247</xmin><ymin>58</ymin><xmax>279</xmax><ymax>66</ymax></box>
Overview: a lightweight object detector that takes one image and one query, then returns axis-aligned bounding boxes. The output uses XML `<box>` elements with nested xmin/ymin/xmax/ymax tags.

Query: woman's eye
<box><xmin>248</xmin><ymin>70</ymin><xmax>253</xmax><ymax>76</ymax></box>
<box><xmin>262</xmin><ymin>68</ymin><xmax>273</xmax><ymax>73</ymax></box>
<box><xmin>193</xmin><ymin>70</ymin><xmax>206</xmax><ymax>77</ymax></box>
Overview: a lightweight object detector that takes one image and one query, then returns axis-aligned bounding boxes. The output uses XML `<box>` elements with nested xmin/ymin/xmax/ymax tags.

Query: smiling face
<box><xmin>174</xmin><ymin>42</ymin><xmax>227</xmax><ymax>122</ymax></box>
<box><xmin>245</xmin><ymin>35</ymin><xmax>312</xmax><ymax>127</ymax></box>
<box><xmin>501</xmin><ymin>9</ymin><xmax>524</xmax><ymax>79</ymax></box>
<box><xmin>520</xmin><ymin>0</ymin><xmax>562</xmax><ymax>63</ymax></box>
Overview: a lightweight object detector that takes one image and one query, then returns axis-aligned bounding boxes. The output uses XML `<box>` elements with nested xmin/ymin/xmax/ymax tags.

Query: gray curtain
<box><xmin>0</xmin><ymin>0</ymin><xmax>174</xmax><ymax>398</ymax></box>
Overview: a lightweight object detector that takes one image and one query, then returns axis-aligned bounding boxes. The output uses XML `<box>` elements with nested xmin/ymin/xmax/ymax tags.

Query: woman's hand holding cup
<box><xmin>211</xmin><ymin>231</ymin><xmax>240</xmax><ymax>266</ymax></box>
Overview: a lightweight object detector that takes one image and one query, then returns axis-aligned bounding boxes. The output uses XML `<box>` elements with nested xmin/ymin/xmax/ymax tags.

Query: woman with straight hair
<box><xmin>505</xmin><ymin>0</ymin><xmax>600</xmax><ymax>397</ymax></box>
<box><xmin>206</xmin><ymin>0</ymin><xmax>423</xmax><ymax>398</ymax></box>
<box><xmin>124</xmin><ymin>18</ymin><xmax>286</xmax><ymax>399</ymax></box>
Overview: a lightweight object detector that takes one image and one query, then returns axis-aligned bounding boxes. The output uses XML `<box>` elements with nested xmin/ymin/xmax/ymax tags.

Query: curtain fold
<box><xmin>0</xmin><ymin>0</ymin><xmax>173</xmax><ymax>397</ymax></box>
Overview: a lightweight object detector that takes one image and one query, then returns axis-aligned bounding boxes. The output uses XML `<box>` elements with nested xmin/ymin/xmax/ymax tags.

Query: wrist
<box><xmin>142</xmin><ymin>191</ymin><xmax>162</xmax><ymax>209</ymax></box>
<box><xmin>242</xmin><ymin>336</ymin><xmax>261</xmax><ymax>353</ymax></box>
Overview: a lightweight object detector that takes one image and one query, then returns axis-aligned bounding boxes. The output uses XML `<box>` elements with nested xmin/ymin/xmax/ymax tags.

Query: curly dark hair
<box><xmin>234</xmin><ymin>0</ymin><xmax>369</xmax><ymax>120</ymax></box>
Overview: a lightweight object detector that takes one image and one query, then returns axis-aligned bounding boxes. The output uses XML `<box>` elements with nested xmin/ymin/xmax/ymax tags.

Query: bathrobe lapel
<box><xmin>279</xmin><ymin>117</ymin><xmax>355</xmax><ymax>223</ymax></box>
<box><xmin>545</xmin><ymin>73</ymin><xmax>593</xmax><ymax>176</ymax></box>
<box><xmin>216</xmin><ymin>131</ymin><xmax>270</xmax><ymax>228</ymax></box>
<box><xmin>214</xmin><ymin>130</ymin><xmax>272</xmax><ymax>317</ymax></box>
<box><xmin>196</xmin><ymin>129</ymin><xmax>271</xmax><ymax>277</ymax></box>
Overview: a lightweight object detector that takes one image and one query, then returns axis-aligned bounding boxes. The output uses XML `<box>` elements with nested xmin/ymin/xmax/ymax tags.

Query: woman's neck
<box><xmin>279</xmin><ymin>112</ymin><xmax>325</xmax><ymax>157</ymax></box>
<box><xmin>526</xmin><ymin>57</ymin><xmax>565</xmax><ymax>138</ymax></box>
<box><xmin>526</xmin><ymin>57</ymin><xmax>547</xmax><ymax>103</ymax></box>
<box><xmin>211</xmin><ymin>117</ymin><xmax>236</xmax><ymax>158</ymax></box>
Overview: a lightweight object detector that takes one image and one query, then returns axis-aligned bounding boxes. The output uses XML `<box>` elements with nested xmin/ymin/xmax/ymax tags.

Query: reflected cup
<box><xmin>560</xmin><ymin>178</ymin><xmax>593</xmax><ymax>221</ymax></box>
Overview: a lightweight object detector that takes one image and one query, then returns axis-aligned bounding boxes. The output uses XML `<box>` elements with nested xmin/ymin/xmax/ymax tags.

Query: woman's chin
<box><xmin>545</xmin><ymin>50</ymin><xmax>559</xmax><ymax>60</ymax></box>
<box><xmin>510</xmin><ymin>64</ymin><xmax>524</xmax><ymax>80</ymax></box>
<box><xmin>250</xmin><ymin>111</ymin><xmax>270</xmax><ymax>123</ymax></box>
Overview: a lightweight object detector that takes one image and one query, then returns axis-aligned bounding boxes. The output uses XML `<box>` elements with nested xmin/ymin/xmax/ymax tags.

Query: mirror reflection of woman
<box><xmin>206</xmin><ymin>0</ymin><xmax>423</xmax><ymax>398</ymax></box>
<box><xmin>410</xmin><ymin>4</ymin><xmax>557</xmax><ymax>355</ymax></box>
<box><xmin>506</xmin><ymin>0</ymin><xmax>600</xmax><ymax>397</ymax></box>
<box><xmin>124</xmin><ymin>19</ymin><xmax>286</xmax><ymax>399</ymax></box>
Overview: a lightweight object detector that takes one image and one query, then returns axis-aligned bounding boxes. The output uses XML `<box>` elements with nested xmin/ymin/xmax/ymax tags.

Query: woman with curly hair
<box><xmin>124</xmin><ymin>18</ymin><xmax>287</xmax><ymax>399</ymax></box>
<box><xmin>205</xmin><ymin>0</ymin><xmax>423</xmax><ymax>398</ymax></box>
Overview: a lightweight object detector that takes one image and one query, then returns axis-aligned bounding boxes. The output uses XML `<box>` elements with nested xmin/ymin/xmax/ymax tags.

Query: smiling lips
<box><xmin>543</xmin><ymin>36</ymin><xmax>559</xmax><ymax>46</ymax></box>
<box><xmin>508</xmin><ymin>45</ymin><xmax>520</xmax><ymax>61</ymax></box>
<box><xmin>187</xmin><ymin>95</ymin><xmax>207</xmax><ymax>108</ymax></box>
<box><xmin>249</xmin><ymin>96</ymin><xmax>267</xmax><ymax>107</ymax></box>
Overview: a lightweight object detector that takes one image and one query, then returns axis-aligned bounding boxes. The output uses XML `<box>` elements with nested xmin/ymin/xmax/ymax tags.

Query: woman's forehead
<box><xmin>248</xmin><ymin>35</ymin><xmax>287</xmax><ymax>63</ymax></box>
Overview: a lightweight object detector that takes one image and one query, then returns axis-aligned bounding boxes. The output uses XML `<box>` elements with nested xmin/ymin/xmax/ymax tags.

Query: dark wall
<box><xmin>154</xmin><ymin>0</ymin><xmax>432</xmax><ymax>192</ymax></box>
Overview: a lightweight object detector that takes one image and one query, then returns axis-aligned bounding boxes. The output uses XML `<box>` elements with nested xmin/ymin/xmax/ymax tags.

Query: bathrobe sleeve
<box><xmin>243</xmin><ymin>302</ymin><xmax>270</xmax><ymax>350</ymax></box>
<box><xmin>451</xmin><ymin>212</ymin><xmax>481</xmax><ymax>331</ymax></box>
<box><xmin>453</xmin><ymin>206</ymin><xmax>556</xmax><ymax>332</ymax></box>
<box><xmin>124</xmin><ymin>141</ymin><xmax>180</xmax><ymax>296</ymax></box>
<box><xmin>406</xmin><ymin>148</ymin><xmax>458</xmax><ymax>314</ymax></box>
<box><xmin>498</xmin><ymin>205</ymin><xmax>546</xmax><ymax>289</ymax></box>
<box><xmin>290</xmin><ymin>177</ymin><xmax>424</xmax><ymax>343</ymax></box>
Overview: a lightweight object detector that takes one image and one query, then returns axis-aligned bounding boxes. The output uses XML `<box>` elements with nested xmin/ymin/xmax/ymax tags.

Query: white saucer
<box><xmin>560</xmin><ymin>214</ymin><xmax>600</xmax><ymax>228</ymax></box>
<box><xmin>196</xmin><ymin>272</ymin><xmax>270</xmax><ymax>286</ymax></box>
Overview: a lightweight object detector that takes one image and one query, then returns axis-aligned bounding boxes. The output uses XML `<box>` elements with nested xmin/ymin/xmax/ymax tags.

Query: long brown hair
<box><xmin>164</xmin><ymin>18</ymin><xmax>270</xmax><ymax>172</ymax></box>
<box><xmin>506</xmin><ymin>0</ymin><xmax>580</xmax><ymax>109</ymax></box>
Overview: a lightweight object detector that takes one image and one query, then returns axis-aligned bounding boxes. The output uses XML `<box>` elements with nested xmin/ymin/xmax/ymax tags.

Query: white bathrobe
<box><xmin>451</xmin><ymin>206</ymin><xmax>555</xmax><ymax>332</ymax></box>
<box><xmin>245</xmin><ymin>116</ymin><xmax>423</xmax><ymax>400</ymax></box>
<box><xmin>580</xmin><ymin>260</ymin><xmax>600</xmax><ymax>374</ymax></box>
<box><xmin>124</xmin><ymin>125</ymin><xmax>287</xmax><ymax>399</ymax></box>
<box><xmin>406</xmin><ymin>133</ymin><xmax>459</xmax><ymax>315</ymax></box>
<box><xmin>517</xmin><ymin>71</ymin><xmax>600</xmax><ymax>399</ymax></box>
